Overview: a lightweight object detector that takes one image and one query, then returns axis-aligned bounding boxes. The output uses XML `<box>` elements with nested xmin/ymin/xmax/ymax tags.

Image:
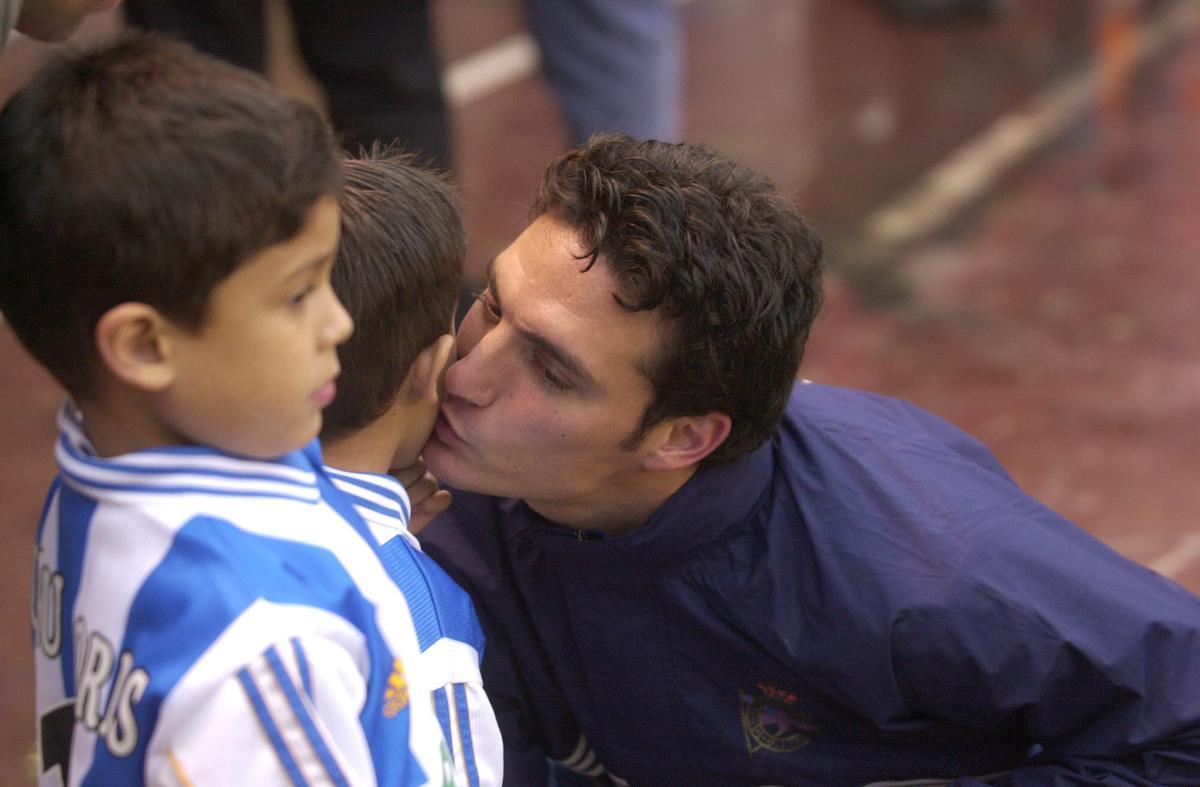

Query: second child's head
<box><xmin>320</xmin><ymin>149</ymin><xmax>464</xmax><ymax>470</ymax></box>
<box><xmin>0</xmin><ymin>33</ymin><xmax>350</xmax><ymax>459</ymax></box>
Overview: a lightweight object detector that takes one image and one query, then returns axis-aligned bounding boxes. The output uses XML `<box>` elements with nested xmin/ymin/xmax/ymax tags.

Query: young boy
<box><xmin>1</xmin><ymin>35</ymin><xmax>452</xmax><ymax>785</ymax></box>
<box><xmin>318</xmin><ymin>149</ymin><xmax>501</xmax><ymax>787</ymax></box>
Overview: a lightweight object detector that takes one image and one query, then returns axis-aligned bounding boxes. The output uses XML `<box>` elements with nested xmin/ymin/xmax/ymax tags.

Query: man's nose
<box><xmin>443</xmin><ymin>329</ymin><xmax>501</xmax><ymax>408</ymax></box>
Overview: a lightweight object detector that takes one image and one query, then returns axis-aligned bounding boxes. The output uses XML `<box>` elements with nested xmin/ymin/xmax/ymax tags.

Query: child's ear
<box><xmin>409</xmin><ymin>333</ymin><xmax>456</xmax><ymax>405</ymax></box>
<box><xmin>641</xmin><ymin>412</ymin><xmax>732</xmax><ymax>472</ymax></box>
<box><xmin>94</xmin><ymin>303</ymin><xmax>176</xmax><ymax>392</ymax></box>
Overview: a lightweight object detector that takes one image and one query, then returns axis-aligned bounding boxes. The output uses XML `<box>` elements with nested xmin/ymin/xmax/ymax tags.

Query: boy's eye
<box><xmin>289</xmin><ymin>284</ymin><xmax>316</xmax><ymax>307</ymax></box>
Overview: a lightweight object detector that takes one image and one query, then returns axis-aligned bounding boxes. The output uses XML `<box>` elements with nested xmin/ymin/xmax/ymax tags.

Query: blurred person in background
<box><xmin>121</xmin><ymin>0</ymin><xmax>452</xmax><ymax>167</ymax></box>
<box><xmin>525</xmin><ymin>0</ymin><xmax>683</xmax><ymax>145</ymax></box>
<box><xmin>1</xmin><ymin>0</ymin><xmax>120</xmax><ymax>54</ymax></box>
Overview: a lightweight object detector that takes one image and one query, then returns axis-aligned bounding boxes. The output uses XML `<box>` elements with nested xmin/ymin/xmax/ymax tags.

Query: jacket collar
<box><xmin>511</xmin><ymin>437</ymin><xmax>775</xmax><ymax>570</ymax></box>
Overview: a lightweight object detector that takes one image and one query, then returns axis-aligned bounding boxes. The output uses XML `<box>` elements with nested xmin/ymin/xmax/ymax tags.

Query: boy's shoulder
<box><xmin>324</xmin><ymin>465</ymin><xmax>485</xmax><ymax>652</ymax></box>
<box><xmin>51</xmin><ymin>407</ymin><xmax>380</xmax><ymax>616</ymax></box>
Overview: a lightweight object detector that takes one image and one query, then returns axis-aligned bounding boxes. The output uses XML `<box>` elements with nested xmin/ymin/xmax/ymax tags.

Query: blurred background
<box><xmin>2</xmin><ymin>0</ymin><xmax>1199</xmax><ymax>778</ymax></box>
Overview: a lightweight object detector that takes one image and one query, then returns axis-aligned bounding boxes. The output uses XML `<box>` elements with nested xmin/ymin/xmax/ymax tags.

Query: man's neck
<box><xmin>523</xmin><ymin>465</ymin><xmax>697</xmax><ymax>537</ymax></box>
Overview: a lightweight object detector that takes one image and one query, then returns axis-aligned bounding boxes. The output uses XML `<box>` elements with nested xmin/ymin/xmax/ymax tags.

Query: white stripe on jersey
<box><xmin>56</xmin><ymin>452</ymin><xmax>321</xmax><ymax>501</ymax></box>
<box><xmin>54</xmin><ymin>406</ymin><xmax>319</xmax><ymax>495</ymax></box>
<box><xmin>327</xmin><ymin>467</ymin><xmax>503</xmax><ymax>787</ymax></box>
<box><xmin>241</xmin><ymin>646</ymin><xmax>345</xmax><ymax>785</ymax></box>
<box><xmin>326</xmin><ymin>472</ymin><xmax>410</xmax><ymax>521</ymax></box>
<box><xmin>39</xmin><ymin>405</ymin><xmax>453</xmax><ymax>786</ymax></box>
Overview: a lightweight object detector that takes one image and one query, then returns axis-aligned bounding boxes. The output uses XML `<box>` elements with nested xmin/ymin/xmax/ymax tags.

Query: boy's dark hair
<box><xmin>0</xmin><ymin>33</ymin><xmax>341</xmax><ymax>398</ymax></box>
<box><xmin>320</xmin><ymin>148</ymin><xmax>464</xmax><ymax>441</ymax></box>
<box><xmin>534</xmin><ymin>133</ymin><xmax>825</xmax><ymax>466</ymax></box>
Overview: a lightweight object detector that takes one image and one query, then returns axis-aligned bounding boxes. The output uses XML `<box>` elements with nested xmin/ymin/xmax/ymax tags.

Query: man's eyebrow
<box><xmin>487</xmin><ymin>256</ymin><xmax>596</xmax><ymax>387</ymax></box>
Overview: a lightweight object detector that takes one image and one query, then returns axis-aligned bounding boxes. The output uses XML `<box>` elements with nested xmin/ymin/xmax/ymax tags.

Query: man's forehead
<box><xmin>490</xmin><ymin>222</ymin><xmax>661</xmax><ymax>386</ymax></box>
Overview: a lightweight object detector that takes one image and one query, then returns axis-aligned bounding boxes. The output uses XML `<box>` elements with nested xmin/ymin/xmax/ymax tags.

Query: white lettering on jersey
<box><xmin>32</xmin><ymin>547</ymin><xmax>65</xmax><ymax>658</ymax></box>
<box><xmin>73</xmin><ymin>620</ymin><xmax>150</xmax><ymax>757</ymax></box>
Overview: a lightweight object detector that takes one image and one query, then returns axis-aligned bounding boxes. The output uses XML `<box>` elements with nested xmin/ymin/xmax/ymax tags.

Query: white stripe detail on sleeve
<box><xmin>242</xmin><ymin>646</ymin><xmax>340</xmax><ymax>786</ymax></box>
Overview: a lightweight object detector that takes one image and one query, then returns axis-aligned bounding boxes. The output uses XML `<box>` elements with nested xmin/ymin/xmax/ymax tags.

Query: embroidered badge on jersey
<box><xmin>740</xmin><ymin>683</ymin><xmax>818</xmax><ymax>754</ymax></box>
<box><xmin>384</xmin><ymin>657</ymin><xmax>409</xmax><ymax>718</ymax></box>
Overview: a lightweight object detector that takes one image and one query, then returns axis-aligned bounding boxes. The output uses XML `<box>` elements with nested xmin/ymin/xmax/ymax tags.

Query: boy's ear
<box><xmin>408</xmin><ymin>334</ymin><xmax>456</xmax><ymax>405</ymax></box>
<box><xmin>94</xmin><ymin>303</ymin><xmax>176</xmax><ymax>392</ymax></box>
<box><xmin>641</xmin><ymin>412</ymin><xmax>732</xmax><ymax>472</ymax></box>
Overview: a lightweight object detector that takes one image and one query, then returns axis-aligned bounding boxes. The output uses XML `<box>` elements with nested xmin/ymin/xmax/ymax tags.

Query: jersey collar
<box><xmin>54</xmin><ymin>401</ymin><xmax>322</xmax><ymax>503</ymax></box>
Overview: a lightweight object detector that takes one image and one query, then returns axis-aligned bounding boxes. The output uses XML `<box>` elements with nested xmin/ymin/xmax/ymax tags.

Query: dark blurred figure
<box><xmin>2</xmin><ymin>0</ymin><xmax>121</xmax><ymax>55</ymax></box>
<box><xmin>885</xmin><ymin>0</ymin><xmax>1003</xmax><ymax>20</ymax></box>
<box><xmin>122</xmin><ymin>0</ymin><xmax>451</xmax><ymax>168</ymax></box>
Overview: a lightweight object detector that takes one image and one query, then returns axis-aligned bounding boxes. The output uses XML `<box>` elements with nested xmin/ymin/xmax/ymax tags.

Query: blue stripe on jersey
<box><xmin>325</xmin><ymin>470</ymin><xmax>411</xmax><ymax>522</ymax></box>
<box><xmin>315</xmin><ymin>470</ymin><xmax>382</xmax><ymax>550</ymax></box>
<box><xmin>265</xmin><ymin>646</ymin><xmax>349</xmax><ymax>787</ymax></box>
<box><xmin>57</xmin><ymin>468</ymin><xmax>319</xmax><ymax>503</ymax></box>
<box><xmin>83</xmin><ymin>516</ymin><xmax>416</xmax><ymax>787</ymax></box>
<box><xmin>54</xmin><ymin>484</ymin><xmax>99</xmax><ymax>695</ymax></box>
<box><xmin>377</xmin><ymin>536</ymin><xmax>441</xmax><ymax>651</ymax></box>
<box><xmin>346</xmin><ymin>491</ymin><xmax>408</xmax><ymax>522</ymax></box>
<box><xmin>59</xmin><ymin>454</ymin><xmax>317</xmax><ymax>487</ymax></box>
<box><xmin>55</xmin><ymin>429</ymin><xmax>321</xmax><ymax>494</ymax></box>
<box><xmin>291</xmin><ymin>638</ymin><xmax>313</xmax><ymax>698</ymax></box>
<box><xmin>237</xmin><ymin>667</ymin><xmax>308</xmax><ymax>787</ymax></box>
<box><xmin>434</xmin><ymin>687</ymin><xmax>454</xmax><ymax>765</ymax></box>
<box><xmin>34</xmin><ymin>478</ymin><xmax>62</xmax><ymax>545</ymax></box>
<box><xmin>454</xmin><ymin>683</ymin><xmax>480</xmax><ymax>787</ymax></box>
<box><xmin>366</xmin><ymin>518</ymin><xmax>485</xmax><ymax>654</ymax></box>
<box><xmin>418</xmin><ymin>553</ymin><xmax>486</xmax><ymax>654</ymax></box>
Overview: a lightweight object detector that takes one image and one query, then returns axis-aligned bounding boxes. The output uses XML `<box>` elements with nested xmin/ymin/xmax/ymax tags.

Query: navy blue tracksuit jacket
<box><xmin>421</xmin><ymin>382</ymin><xmax>1200</xmax><ymax>786</ymax></box>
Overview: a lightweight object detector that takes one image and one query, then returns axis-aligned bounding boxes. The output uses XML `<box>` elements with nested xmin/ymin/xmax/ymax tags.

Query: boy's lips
<box><xmin>312</xmin><ymin>378</ymin><xmax>337</xmax><ymax>407</ymax></box>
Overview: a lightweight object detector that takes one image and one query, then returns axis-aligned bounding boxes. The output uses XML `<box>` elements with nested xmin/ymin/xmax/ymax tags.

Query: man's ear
<box><xmin>93</xmin><ymin>303</ymin><xmax>176</xmax><ymax>392</ymax></box>
<box><xmin>641</xmin><ymin>412</ymin><xmax>732</xmax><ymax>472</ymax></box>
<box><xmin>407</xmin><ymin>334</ymin><xmax>456</xmax><ymax>405</ymax></box>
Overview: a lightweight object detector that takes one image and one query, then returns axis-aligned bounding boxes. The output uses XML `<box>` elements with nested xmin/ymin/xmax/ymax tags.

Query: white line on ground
<box><xmin>861</xmin><ymin>0</ymin><xmax>1200</xmax><ymax>249</ymax></box>
<box><xmin>443</xmin><ymin>34</ymin><xmax>541</xmax><ymax>108</ymax></box>
<box><xmin>1148</xmin><ymin>532</ymin><xmax>1200</xmax><ymax>579</ymax></box>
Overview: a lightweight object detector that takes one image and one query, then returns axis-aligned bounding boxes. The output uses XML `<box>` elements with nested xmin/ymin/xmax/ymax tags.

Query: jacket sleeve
<box><xmin>890</xmin><ymin>510</ymin><xmax>1200</xmax><ymax>787</ymax></box>
<box><xmin>477</xmin><ymin>629</ymin><xmax>552</xmax><ymax>786</ymax></box>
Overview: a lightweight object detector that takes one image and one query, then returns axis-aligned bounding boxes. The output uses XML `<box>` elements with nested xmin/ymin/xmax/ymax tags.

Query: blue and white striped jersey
<box><xmin>32</xmin><ymin>404</ymin><xmax>455</xmax><ymax>786</ymax></box>
<box><xmin>324</xmin><ymin>467</ymin><xmax>502</xmax><ymax>787</ymax></box>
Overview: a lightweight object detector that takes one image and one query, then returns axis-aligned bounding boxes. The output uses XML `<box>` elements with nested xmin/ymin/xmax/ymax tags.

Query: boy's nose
<box><xmin>325</xmin><ymin>293</ymin><xmax>354</xmax><ymax>347</ymax></box>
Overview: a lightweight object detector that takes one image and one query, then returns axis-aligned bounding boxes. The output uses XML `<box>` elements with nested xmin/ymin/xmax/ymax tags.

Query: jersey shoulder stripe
<box><xmin>326</xmin><ymin>467</ymin><xmax>485</xmax><ymax>651</ymax></box>
<box><xmin>54</xmin><ymin>404</ymin><xmax>321</xmax><ymax>503</ymax></box>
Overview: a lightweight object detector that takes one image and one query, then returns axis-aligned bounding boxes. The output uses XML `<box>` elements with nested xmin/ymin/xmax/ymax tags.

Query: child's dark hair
<box><xmin>320</xmin><ymin>148</ymin><xmax>464</xmax><ymax>441</ymax></box>
<box><xmin>0</xmin><ymin>33</ymin><xmax>341</xmax><ymax>398</ymax></box>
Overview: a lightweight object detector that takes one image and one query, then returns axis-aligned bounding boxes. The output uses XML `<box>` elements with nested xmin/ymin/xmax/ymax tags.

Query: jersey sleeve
<box><xmin>147</xmin><ymin>635</ymin><xmax>383</xmax><ymax>786</ymax></box>
<box><xmin>430</xmin><ymin>678</ymin><xmax>503</xmax><ymax>787</ymax></box>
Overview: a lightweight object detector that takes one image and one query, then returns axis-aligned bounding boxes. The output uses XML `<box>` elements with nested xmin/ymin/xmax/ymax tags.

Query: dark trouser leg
<box><xmin>122</xmin><ymin>0</ymin><xmax>266</xmax><ymax>71</ymax></box>
<box><xmin>290</xmin><ymin>0</ymin><xmax>452</xmax><ymax>169</ymax></box>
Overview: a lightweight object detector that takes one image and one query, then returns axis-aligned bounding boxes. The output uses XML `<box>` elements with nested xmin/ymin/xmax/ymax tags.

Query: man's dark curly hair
<box><xmin>533</xmin><ymin>133</ymin><xmax>825</xmax><ymax>466</ymax></box>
